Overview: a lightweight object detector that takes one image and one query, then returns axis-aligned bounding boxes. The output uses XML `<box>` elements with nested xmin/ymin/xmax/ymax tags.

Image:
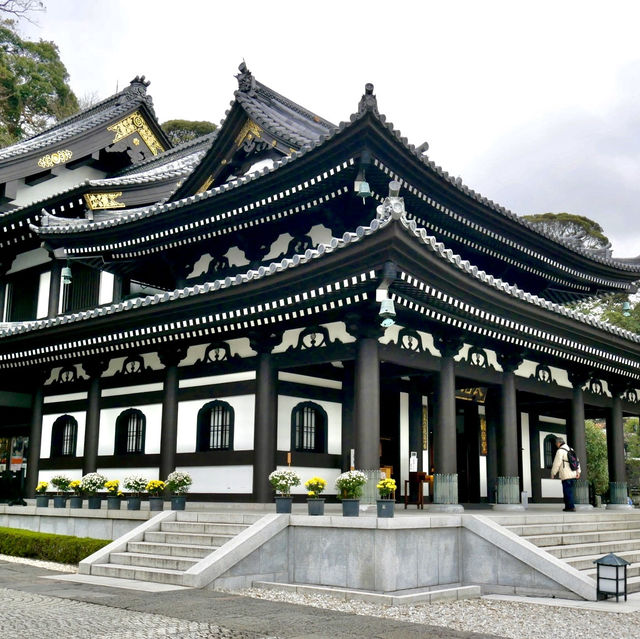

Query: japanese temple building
<box><xmin>1</xmin><ymin>65</ymin><xmax>639</xmax><ymax>507</ymax></box>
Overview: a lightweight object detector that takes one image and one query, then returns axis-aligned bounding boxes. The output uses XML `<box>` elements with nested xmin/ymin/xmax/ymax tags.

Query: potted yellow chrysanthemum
<box><xmin>304</xmin><ymin>476</ymin><xmax>327</xmax><ymax>516</ymax></box>
<box><xmin>146</xmin><ymin>480</ymin><xmax>165</xmax><ymax>511</ymax></box>
<box><xmin>105</xmin><ymin>480</ymin><xmax>123</xmax><ymax>510</ymax></box>
<box><xmin>376</xmin><ymin>477</ymin><xmax>396</xmax><ymax>518</ymax></box>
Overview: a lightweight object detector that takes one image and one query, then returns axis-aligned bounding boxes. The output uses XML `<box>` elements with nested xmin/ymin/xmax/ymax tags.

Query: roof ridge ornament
<box><xmin>119</xmin><ymin>75</ymin><xmax>155</xmax><ymax>113</ymax></box>
<box><xmin>358</xmin><ymin>83</ymin><xmax>378</xmax><ymax>114</ymax></box>
<box><xmin>376</xmin><ymin>181</ymin><xmax>405</xmax><ymax>221</ymax></box>
<box><xmin>236</xmin><ymin>61</ymin><xmax>256</xmax><ymax>94</ymax></box>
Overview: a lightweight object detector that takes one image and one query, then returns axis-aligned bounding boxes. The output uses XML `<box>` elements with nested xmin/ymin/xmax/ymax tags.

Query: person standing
<box><xmin>551</xmin><ymin>437</ymin><xmax>581</xmax><ymax>511</ymax></box>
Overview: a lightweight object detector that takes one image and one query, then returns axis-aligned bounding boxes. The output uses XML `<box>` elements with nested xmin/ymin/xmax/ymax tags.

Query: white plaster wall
<box><xmin>263</xmin><ymin>233</ymin><xmax>293</xmax><ymax>261</ymax></box>
<box><xmin>11</xmin><ymin>165</ymin><xmax>104</xmax><ymax>208</ymax></box>
<box><xmin>7</xmin><ymin>248</ymin><xmax>51</xmax><ymax>274</ymax></box>
<box><xmin>38</xmin><ymin>468</ymin><xmax>83</xmax><ymax>488</ymax></box>
<box><xmin>102</xmin><ymin>383</ymin><xmax>163</xmax><ymax>397</ymax></box>
<box><xmin>515</xmin><ymin>359</ymin><xmax>571</xmax><ymax>387</ymax></box>
<box><xmin>43</xmin><ymin>391</ymin><xmax>87</xmax><ymax>403</ymax></box>
<box><xmin>98</xmin><ymin>271</ymin><xmax>115</xmax><ymax>305</ymax></box>
<box><xmin>272</xmin><ymin>322</ymin><xmax>355</xmax><ymax>354</ymax></box>
<box><xmin>378</xmin><ymin>323</ymin><xmax>438</xmax><ymax>356</ymax></box>
<box><xmin>179</xmin><ymin>371</ymin><xmax>256</xmax><ymax>389</ymax></box>
<box><xmin>98</xmin><ymin>467</ymin><xmax>159</xmax><ymax>483</ymax></box>
<box><xmin>399</xmin><ymin>392</ymin><xmax>409</xmax><ymax>494</ymax></box>
<box><xmin>36</xmin><ymin>270</ymin><xmax>50</xmax><ymax>319</ymax></box>
<box><xmin>174</xmin><ymin>464</ymin><xmax>253</xmax><ymax>493</ymax></box>
<box><xmin>275</xmin><ymin>465</ymin><xmax>342</xmax><ymax>495</ymax></box>
<box><xmin>98</xmin><ymin>404</ymin><xmax>162</xmax><ymax>455</ymax></box>
<box><xmin>521</xmin><ymin>412</ymin><xmax>532</xmax><ymax>495</ymax></box>
<box><xmin>176</xmin><ymin>395</ymin><xmax>255</xmax><ymax>453</ymax></box>
<box><xmin>542</xmin><ymin>478</ymin><xmax>564</xmax><ymax>498</ymax></box>
<box><xmin>224</xmin><ymin>246</ymin><xmax>249</xmax><ymax>268</ymax></box>
<box><xmin>277</xmin><ymin>395</ymin><xmax>341</xmax><ymax>454</ymax></box>
<box><xmin>103</xmin><ymin>353</ymin><xmax>164</xmax><ymax>377</ymax></box>
<box><xmin>41</xmin><ymin>411</ymin><xmax>86</xmax><ymax>459</ymax></box>
<box><xmin>278</xmin><ymin>372</ymin><xmax>341</xmax><ymax>389</ymax></box>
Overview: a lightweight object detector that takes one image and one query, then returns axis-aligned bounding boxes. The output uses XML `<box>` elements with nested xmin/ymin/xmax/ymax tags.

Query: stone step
<box><xmin>491</xmin><ymin>513</ymin><xmax>640</xmax><ymax>527</ymax></box>
<box><xmin>109</xmin><ymin>551</ymin><xmax>198</xmax><ymax>571</ymax></box>
<box><xmin>90</xmin><ymin>563</ymin><xmax>185</xmax><ymax>585</ymax></box>
<box><xmin>582</xmin><ymin>563</ymin><xmax>640</xmax><ymax>579</ymax></box>
<box><xmin>565</xmin><ymin>550</ymin><xmax>640</xmax><ymax>571</ymax></box>
<box><xmin>545</xmin><ymin>538</ymin><xmax>640</xmax><ymax>559</ymax></box>
<box><xmin>127</xmin><ymin>540</ymin><xmax>213</xmax><ymax>559</ymax></box>
<box><xmin>144</xmin><ymin>530</ymin><xmax>231</xmax><ymax>547</ymax></box>
<box><xmin>160</xmin><ymin>521</ymin><xmax>249</xmax><ymax>535</ymax></box>
<box><xmin>175</xmin><ymin>511</ymin><xmax>263</xmax><ymax>525</ymax></box>
<box><xmin>507</xmin><ymin>520</ymin><xmax>640</xmax><ymax>536</ymax></box>
<box><xmin>524</xmin><ymin>528</ymin><xmax>640</xmax><ymax>547</ymax></box>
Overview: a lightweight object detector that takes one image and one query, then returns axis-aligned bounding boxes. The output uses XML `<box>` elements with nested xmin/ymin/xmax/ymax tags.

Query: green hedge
<box><xmin>0</xmin><ymin>527</ymin><xmax>110</xmax><ymax>564</ymax></box>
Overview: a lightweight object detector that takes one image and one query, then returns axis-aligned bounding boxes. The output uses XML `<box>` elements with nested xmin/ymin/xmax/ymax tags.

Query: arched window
<box><xmin>291</xmin><ymin>401</ymin><xmax>327</xmax><ymax>453</ymax></box>
<box><xmin>50</xmin><ymin>415</ymin><xmax>78</xmax><ymax>457</ymax></box>
<box><xmin>544</xmin><ymin>434</ymin><xmax>557</xmax><ymax>468</ymax></box>
<box><xmin>197</xmin><ymin>400</ymin><xmax>234</xmax><ymax>451</ymax></box>
<box><xmin>115</xmin><ymin>409</ymin><xmax>146</xmax><ymax>455</ymax></box>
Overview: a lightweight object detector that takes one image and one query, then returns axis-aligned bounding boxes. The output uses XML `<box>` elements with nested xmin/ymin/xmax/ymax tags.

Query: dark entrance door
<box><xmin>456</xmin><ymin>400</ymin><xmax>481</xmax><ymax>503</ymax></box>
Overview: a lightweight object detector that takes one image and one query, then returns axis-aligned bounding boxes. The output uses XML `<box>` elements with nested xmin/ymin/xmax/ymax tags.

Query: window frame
<box><xmin>50</xmin><ymin>414</ymin><xmax>78</xmax><ymax>457</ymax></box>
<box><xmin>114</xmin><ymin>408</ymin><xmax>146</xmax><ymax>455</ymax></box>
<box><xmin>196</xmin><ymin>400</ymin><xmax>234</xmax><ymax>452</ymax></box>
<box><xmin>290</xmin><ymin>401</ymin><xmax>328</xmax><ymax>454</ymax></box>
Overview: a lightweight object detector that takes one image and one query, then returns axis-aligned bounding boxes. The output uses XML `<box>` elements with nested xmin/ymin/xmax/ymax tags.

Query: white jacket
<box><xmin>551</xmin><ymin>444</ymin><xmax>580</xmax><ymax>480</ymax></box>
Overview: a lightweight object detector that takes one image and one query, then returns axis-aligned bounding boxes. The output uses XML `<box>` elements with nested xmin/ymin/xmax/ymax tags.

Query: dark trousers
<box><xmin>562</xmin><ymin>479</ymin><xmax>576</xmax><ymax>510</ymax></box>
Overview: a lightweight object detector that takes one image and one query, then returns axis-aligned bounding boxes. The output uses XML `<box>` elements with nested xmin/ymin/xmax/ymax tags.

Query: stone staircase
<box><xmin>87</xmin><ymin>511</ymin><xmax>263</xmax><ymax>585</ymax></box>
<box><xmin>503</xmin><ymin>512</ymin><xmax>640</xmax><ymax>594</ymax></box>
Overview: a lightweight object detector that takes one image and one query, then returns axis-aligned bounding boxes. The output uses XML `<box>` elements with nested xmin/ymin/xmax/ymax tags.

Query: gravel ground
<box><xmin>236</xmin><ymin>587</ymin><xmax>640</xmax><ymax>639</ymax></box>
<box><xmin>0</xmin><ymin>553</ymin><xmax>77</xmax><ymax>573</ymax></box>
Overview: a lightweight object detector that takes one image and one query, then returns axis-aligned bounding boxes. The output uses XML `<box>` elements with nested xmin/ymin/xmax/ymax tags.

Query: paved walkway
<box><xmin>0</xmin><ymin>561</ymin><xmax>503</xmax><ymax>639</ymax></box>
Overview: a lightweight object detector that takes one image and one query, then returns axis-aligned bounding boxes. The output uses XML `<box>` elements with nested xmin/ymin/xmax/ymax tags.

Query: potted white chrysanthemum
<box><xmin>123</xmin><ymin>474</ymin><xmax>148</xmax><ymax>510</ymax></box>
<box><xmin>268</xmin><ymin>469</ymin><xmax>301</xmax><ymax>513</ymax></box>
<box><xmin>80</xmin><ymin>472</ymin><xmax>107</xmax><ymax>509</ymax></box>
<box><xmin>335</xmin><ymin>470</ymin><xmax>368</xmax><ymax>517</ymax></box>
<box><xmin>165</xmin><ymin>471</ymin><xmax>192</xmax><ymax>510</ymax></box>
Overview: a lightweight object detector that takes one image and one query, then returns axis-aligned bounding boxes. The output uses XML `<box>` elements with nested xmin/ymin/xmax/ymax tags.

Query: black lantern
<box><xmin>594</xmin><ymin>553</ymin><xmax>629</xmax><ymax>601</ymax></box>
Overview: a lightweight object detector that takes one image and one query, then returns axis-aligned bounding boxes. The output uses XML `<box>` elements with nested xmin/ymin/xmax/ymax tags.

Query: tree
<box><xmin>585</xmin><ymin>420</ymin><xmax>608</xmax><ymax>495</ymax></box>
<box><xmin>522</xmin><ymin>212</ymin><xmax>612</xmax><ymax>253</ymax></box>
<box><xmin>0</xmin><ymin>19</ymin><xmax>78</xmax><ymax>145</ymax></box>
<box><xmin>0</xmin><ymin>1</ymin><xmax>44</xmax><ymax>22</ymax></box>
<box><xmin>161</xmin><ymin>119</ymin><xmax>216</xmax><ymax>146</ymax></box>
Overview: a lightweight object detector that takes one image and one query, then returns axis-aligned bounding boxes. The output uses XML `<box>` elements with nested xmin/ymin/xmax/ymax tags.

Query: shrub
<box><xmin>0</xmin><ymin>527</ymin><xmax>109</xmax><ymax>564</ymax></box>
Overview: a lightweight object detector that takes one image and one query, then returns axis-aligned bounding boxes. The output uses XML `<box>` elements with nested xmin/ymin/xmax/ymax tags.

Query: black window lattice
<box><xmin>291</xmin><ymin>402</ymin><xmax>327</xmax><ymax>454</ymax></box>
<box><xmin>115</xmin><ymin>409</ymin><xmax>145</xmax><ymax>455</ymax></box>
<box><xmin>197</xmin><ymin>401</ymin><xmax>234</xmax><ymax>451</ymax></box>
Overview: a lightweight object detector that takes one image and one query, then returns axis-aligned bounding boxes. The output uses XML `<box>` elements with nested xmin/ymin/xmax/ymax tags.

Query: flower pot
<box><xmin>127</xmin><ymin>497</ymin><xmax>141</xmax><ymax>511</ymax></box>
<box><xmin>35</xmin><ymin>495</ymin><xmax>49</xmax><ymax>508</ymax></box>
<box><xmin>53</xmin><ymin>496</ymin><xmax>67</xmax><ymax>508</ymax></box>
<box><xmin>107</xmin><ymin>496</ymin><xmax>121</xmax><ymax>510</ymax></box>
<box><xmin>149</xmin><ymin>496</ymin><xmax>164</xmax><ymax>511</ymax></box>
<box><xmin>275</xmin><ymin>496</ymin><xmax>293</xmax><ymax>514</ymax></box>
<box><xmin>170</xmin><ymin>496</ymin><xmax>186</xmax><ymax>511</ymax></box>
<box><xmin>376</xmin><ymin>499</ymin><xmax>394</xmax><ymax>518</ymax></box>
<box><xmin>87</xmin><ymin>496</ymin><xmax>102</xmax><ymax>509</ymax></box>
<box><xmin>69</xmin><ymin>496</ymin><xmax>83</xmax><ymax>509</ymax></box>
<box><xmin>307</xmin><ymin>498</ymin><xmax>325</xmax><ymax>516</ymax></box>
<box><xmin>341</xmin><ymin>498</ymin><xmax>360</xmax><ymax>517</ymax></box>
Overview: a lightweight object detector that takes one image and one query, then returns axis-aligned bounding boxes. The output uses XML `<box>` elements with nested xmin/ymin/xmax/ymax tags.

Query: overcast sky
<box><xmin>17</xmin><ymin>0</ymin><xmax>640</xmax><ymax>257</ymax></box>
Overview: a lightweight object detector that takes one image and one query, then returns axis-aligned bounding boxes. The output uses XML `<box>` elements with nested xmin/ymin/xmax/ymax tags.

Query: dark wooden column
<box><xmin>250</xmin><ymin>332</ymin><xmax>281</xmax><ymax>502</ymax></box>
<box><xmin>47</xmin><ymin>261</ymin><xmax>62</xmax><ymax>319</ymax></box>
<box><xmin>485</xmin><ymin>388</ymin><xmax>500</xmax><ymax>503</ymax></box>
<box><xmin>568</xmin><ymin>369</ymin><xmax>589</xmax><ymax>482</ymax></box>
<box><xmin>25</xmin><ymin>369</ymin><xmax>49</xmax><ymax>495</ymax></box>
<box><xmin>340</xmin><ymin>362</ymin><xmax>355</xmax><ymax>470</ymax></box>
<box><xmin>607</xmin><ymin>382</ymin><xmax>627</xmax><ymax>489</ymax></box>
<box><xmin>433</xmin><ymin>335</ymin><xmax>463</xmax><ymax>475</ymax></box>
<box><xmin>158</xmin><ymin>348</ymin><xmax>186</xmax><ymax>481</ymax></box>
<box><xmin>496</xmin><ymin>351</ymin><xmax>523</xmax><ymax>479</ymax></box>
<box><xmin>354</xmin><ymin>336</ymin><xmax>380</xmax><ymax>470</ymax></box>
<box><xmin>408</xmin><ymin>387</ymin><xmax>424</xmax><ymax>473</ymax></box>
<box><xmin>82</xmin><ymin>358</ymin><xmax>108</xmax><ymax>475</ymax></box>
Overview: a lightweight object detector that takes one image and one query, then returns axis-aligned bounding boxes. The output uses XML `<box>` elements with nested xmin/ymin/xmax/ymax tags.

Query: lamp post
<box><xmin>594</xmin><ymin>553</ymin><xmax>629</xmax><ymax>601</ymax></box>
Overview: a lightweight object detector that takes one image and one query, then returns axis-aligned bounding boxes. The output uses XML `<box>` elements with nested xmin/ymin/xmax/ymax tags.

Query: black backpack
<box><xmin>566</xmin><ymin>447</ymin><xmax>580</xmax><ymax>472</ymax></box>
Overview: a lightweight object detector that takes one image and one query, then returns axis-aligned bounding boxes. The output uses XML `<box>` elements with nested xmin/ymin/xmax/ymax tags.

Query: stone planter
<box><xmin>107</xmin><ymin>496</ymin><xmax>121</xmax><ymax>510</ymax></box>
<box><xmin>170</xmin><ymin>496</ymin><xmax>186</xmax><ymax>510</ymax></box>
<box><xmin>149</xmin><ymin>496</ymin><xmax>164</xmax><ymax>511</ymax></box>
<box><xmin>307</xmin><ymin>498</ymin><xmax>325</xmax><ymax>516</ymax></box>
<box><xmin>87</xmin><ymin>496</ymin><xmax>102</xmax><ymax>509</ymax></box>
<box><xmin>376</xmin><ymin>499</ymin><xmax>394</xmax><ymax>518</ymax></box>
<box><xmin>69</xmin><ymin>496</ymin><xmax>83</xmax><ymax>509</ymax></box>
<box><xmin>275</xmin><ymin>496</ymin><xmax>293</xmax><ymax>514</ymax></box>
<box><xmin>341</xmin><ymin>498</ymin><xmax>360</xmax><ymax>517</ymax></box>
<box><xmin>35</xmin><ymin>495</ymin><xmax>49</xmax><ymax>508</ymax></box>
<box><xmin>127</xmin><ymin>497</ymin><xmax>141</xmax><ymax>510</ymax></box>
<box><xmin>53</xmin><ymin>496</ymin><xmax>67</xmax><ymax>508</ymax></box>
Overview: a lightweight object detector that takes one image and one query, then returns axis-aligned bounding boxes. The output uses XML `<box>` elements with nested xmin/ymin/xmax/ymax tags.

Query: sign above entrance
<box><xmin>456</xmin><ymin>387</ymin><xmax>487</xmax><ymax>403</ymax></box>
